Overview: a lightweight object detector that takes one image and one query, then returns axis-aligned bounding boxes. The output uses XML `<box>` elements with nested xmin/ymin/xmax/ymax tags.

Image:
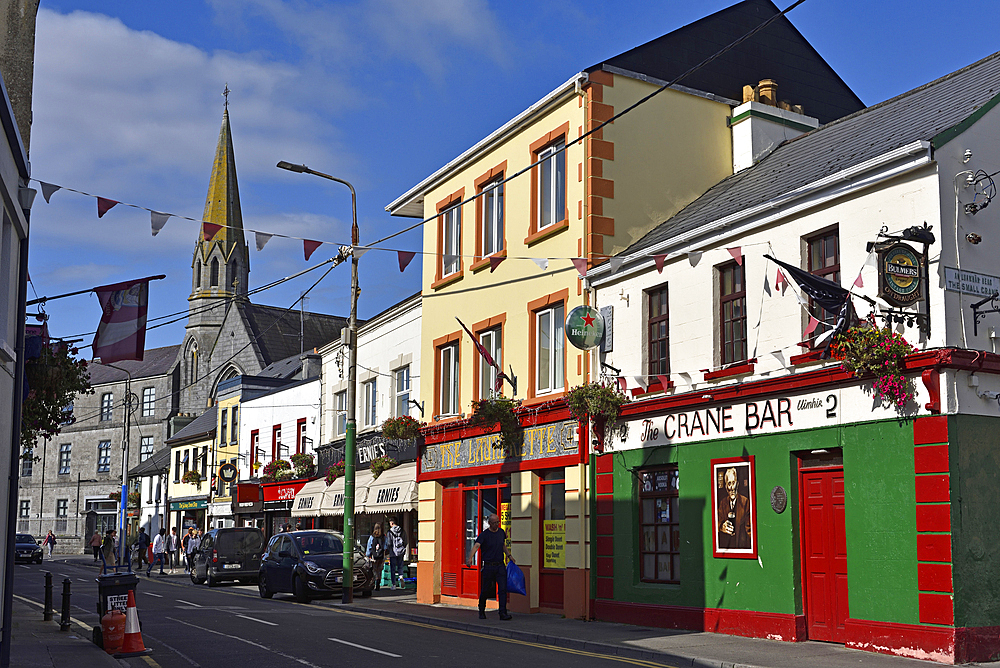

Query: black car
<box><xmin>258</xmin><ymin>530</ymin><xmax>375</xmax><ymax>602</ymax></box>
<box><xmin>14</xmin><ymin>534</ymin><xmax>42</xmax><ymax>564</ymax></box>
<box><xmin>190</xmin><ymin>527</ymin><xmax>264</xmax><ymax>587</ymax></box>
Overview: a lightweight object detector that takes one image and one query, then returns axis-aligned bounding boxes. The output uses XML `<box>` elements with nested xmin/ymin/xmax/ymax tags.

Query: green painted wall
<box><xmin>948</xmin><ymin>414</ymin><xmax>1000</xmax><ymax>628</ymax></box>
<box><xmin>609</xmin><ymin>419</ymin><xmax>918</xmax><ymax>623</ymax></box>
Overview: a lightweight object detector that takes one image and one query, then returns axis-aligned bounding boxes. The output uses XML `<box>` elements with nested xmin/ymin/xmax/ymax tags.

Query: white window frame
<box><xmin>363</xmin><ymin>379</ymin><xmax>378</xmax><ymax>428</ymax></box>
<box><xmin>139</xmin><ymin>436</ymin><xmax>154</xmax><ymax>462</ymax></box>
<box><xmin>55</xmin><ymin>499</ymin><xmax>68</xmax><ymax>518</ymax></box>
<box><xmin>479</xmin><ymin>328</ymin><xmax>502</xmax><ymax>399</ymax></box>
<box><xmin>394</xmin><ymin>366</ymin><xmax>411</xmax><ymax>418</ymax></box>
<box><xmin>535</xmin><ymin>304</ymin><xmax>565</xmax><ymax>395</ymax></box>
<box><xmin>100</xmin><ymin>393</ymin><xmax>113</xmax><ymax>421</ymax></box>
<box><xmin>18</xmin><ymin>499</ymin><xmax>29</xmax><ymax>518</ymax></box>
<box><xmin>481</xmin><ymin>179</ymin><xmax>503</xmax><ymax>257</ymax></box>
<box><xmin>335</xmin><ymin>391</ymin><xmax>347</xmax><ymax>436</ymax></box>
<box><xmin>20</xmin><ymin>446</ymin><xmax>32</xmax><ymax>477</ymax></box>
<box><xmin>141</xmin><ymin>387</ymin><xmax>155</xmax><ymax>417</ymax></box>
<box><xmin>442</xmin><ymin>205</ymin><xmax>461</xmax><ymax>277</ymax></box>
<box><xmin>97</xmin><ymin>440</ymin><xmax>111</xmax><ymax>473</ymax></box>
<box><xmin>538</xmin><ymin>140</ymin><xmax>566</xmax><ymax>230</ymax></box>
<box><xmin>440</xmin><ymin>343</ymin><xmax>460</xmax><ymax>416</ymax></box>
<box><xmin>58</xmin><ymin>444</ymin><xmax>71</xmax><ymax>475</ymax></box>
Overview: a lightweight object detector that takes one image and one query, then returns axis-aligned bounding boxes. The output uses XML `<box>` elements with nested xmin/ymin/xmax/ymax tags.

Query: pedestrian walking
<box><xmin>166</xmin><ymin>527</ymin><xmax>180</xmax><ymax>572</ymax></box>
<box><xmin>387</xmin><ymin>518</ymin><xmax>408</xmax><ymax>590</ymax></box>
<box><xmin>42</xmin><ymin>531</ymin><xmax>56</xmax><ymax>558</ymax></box>
<box><xmin>366</xmin><ymin>523</ymin><xmax>389</xmax><ymax>590</ymax></box>
<box><xmin>181</xmin><ymin>528</ymin><xmax>191</xmax><ymax>573</ymax></box>
<box><xmin>101</xmin><ymin>529</ymin><xmax>117</xmax><ymax>566</ymax></box>
<box><xmin>147</xmin><ymin>528</ymin><xmax>167</xmax><ymax>576</ymax></box>
<box><xmin>466</xmin><ymin>512</ymin><xmax>513</xmax><ymax>620</ymax></box>
<box><xmin>89</xmin><ymin>531</ymin><xmax>102</xmax><ymax>562</ymax></box>
<box><xmin>134</xmin><ymin>527</ymin><xmax>151</xmax><ymax>569</ymax></box>
<box><xmin>185</xmin><ymin>528</ymin><xmax>201</xmax><ymax>573</ymax></box>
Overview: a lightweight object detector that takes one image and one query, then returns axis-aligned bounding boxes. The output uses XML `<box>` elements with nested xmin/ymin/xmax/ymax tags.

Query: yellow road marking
<box><xmin>12</xmin><ymin>594</ymin><xmax>91</xmax><ymax>632</ymax></box>
<box><xmin>141</xmin><ymin>655</ymin><xmax>164</xmax><ymax>668</ymax></box>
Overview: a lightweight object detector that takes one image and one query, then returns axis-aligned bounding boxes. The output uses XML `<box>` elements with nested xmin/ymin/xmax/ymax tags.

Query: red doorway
<box><xmin>441</xmin><ymin>478</ymin><xmax>510</xmax><ymax>600</ymax></box>
<box><xmin>800</xmin><ymin>462</ymin><xmax>848</xmax><ymax>642</ymax></box>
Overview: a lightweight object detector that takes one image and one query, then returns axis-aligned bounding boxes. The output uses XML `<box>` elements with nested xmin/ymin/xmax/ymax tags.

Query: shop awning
<box><xmin>360</xmin><ymin>462</ymin><xmax>417</xmax><ymax>514</ymax></box>
<box><xmin>290</xmin><ymin>478</ymin><xmax>329</xmax><ymax>518</ymax></box>
<box><xmin>318</xmin><ymin>470</ymin><xmax>373</xmax><ymax>516</ymax></box>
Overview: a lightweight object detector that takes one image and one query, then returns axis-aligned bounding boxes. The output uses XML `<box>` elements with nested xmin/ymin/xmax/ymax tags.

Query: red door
<box><xmin>441</xmin><ymin>488</ymin><xmax>463</xmax><ymax>597</ymax></box>
<box><xmin>800</xmin><ymin>467</ymin><xmax>848</xmax><ymax>642</ymax></box>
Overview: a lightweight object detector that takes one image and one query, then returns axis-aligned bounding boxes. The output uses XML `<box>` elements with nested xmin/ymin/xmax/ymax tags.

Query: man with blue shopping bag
<box><xmin>467</xmin><ymin>512</ymin><xmax>514</xmax><ymax>621</ymax></box>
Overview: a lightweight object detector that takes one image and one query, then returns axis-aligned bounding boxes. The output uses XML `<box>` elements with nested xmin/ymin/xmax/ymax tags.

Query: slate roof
<box><xmin>165</xmin><ymin>405</ymin><xmax>217</xmax><ymax>445</ymax></box>
<box><xmin>597</xmin><ymin>0</ymin><xmax>864</xmax><ymax>124</ymax></box>
<box><xmin>237</xmin><ymin>303</ymin><xmax>348</xmax><ymax>367</ymax></box>
<box><xmin>87</xmin><ymin>345</ymin><xmax>181</xmax><ymax>385</ymax></box>
<box><xmin>617</xmin><ymin>50</ymin><xmax>1000</xmax><ymax>260</ymax></box>
<box><xmin>128</xmin><ymin>446</ymin><xmax>171</xmax><ymax>478</ymax></box>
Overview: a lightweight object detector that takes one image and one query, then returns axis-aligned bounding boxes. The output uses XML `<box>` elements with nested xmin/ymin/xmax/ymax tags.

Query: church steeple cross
<box><xmin>223</xmin><ymin>83</ymin><xmax>231</xmax><ymax>110</ymax></box>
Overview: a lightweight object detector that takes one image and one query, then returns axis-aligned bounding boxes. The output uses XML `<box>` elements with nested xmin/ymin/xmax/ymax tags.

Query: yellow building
<box><xmin>165</xmin><ymin>406</ymin><xmax>216</xmax><ymax>532</ymax></box>
<box><xmin>209</xmin><ymin>384</ymin><xmax>242</xmax><ymax>528</ymax></box>
<box><xmin>386</xmin><ymin>1</ymin><xmax>864</xmax><ymax>619</ymax></box>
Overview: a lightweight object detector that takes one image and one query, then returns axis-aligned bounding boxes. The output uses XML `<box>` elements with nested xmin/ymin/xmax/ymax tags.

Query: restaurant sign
<box><xmin>421</xmin><ymin>420</ymin><xmax>577</xmax><ymax>474</ymax></box>
<box><xmin>169</xmin><ymin>499</ymin><xmax>207</xmax><ymax>511</ymax></box>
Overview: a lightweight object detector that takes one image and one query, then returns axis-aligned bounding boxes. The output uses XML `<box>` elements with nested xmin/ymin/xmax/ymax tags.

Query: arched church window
<box><xmin>195</xmin><ymin>262</ymin><xmax>201</xmax><ymax>290</ymax></box>
<box><xmin>210</xmin><ymin>258</ymin><xmax>219</xmax><ymax>287</ymax></box>
<box><xmin>188</xmin><ymin>341</ymin><xmax>198</xmax><ymax>384</ymax></box>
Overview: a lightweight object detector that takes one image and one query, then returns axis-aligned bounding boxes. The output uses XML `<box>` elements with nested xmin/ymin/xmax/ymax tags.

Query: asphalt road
<box><xmin>13</xmin><ymin>558</ymin><xmax>667</xmax><ymax>668</ymax></box>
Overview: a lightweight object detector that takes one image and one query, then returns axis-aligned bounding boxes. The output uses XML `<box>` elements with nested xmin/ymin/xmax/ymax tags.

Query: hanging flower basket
<box><xmin>566</xmin><ymin>383</ymin><xmax>631</xmax><ymax>451</ymax></box>
<box><xmin>830</xmin><ymin>320</ymin><xmax>916</xmax><ymax>409</ymax></box>
<box><xmin>382</xmin><ymin>415</ymin><xmax>423</xmax><ymax>441</ymax></box>
<box><xmin>127</xmin><ymin>491</ymin><xmax>141</xmax><ymax>508</ymax></box>
<box><xmin>260</xmin><ymin>459</ymin><xmax>292</xmax><ymax>483</ymax></box>
<box><xmin>325</xmin><ymin>460</ymin><xmax>346</xmax><ymax>486</ymax></box>
<box><xmin>290</xmin><ymin>452</ymin><xmax>315</xmax><ymax>479</ymax></box>
<box><xmin>467</xmin><ymin>396</ymin><xmax>521</xmax><ymax>448</ymax></box>
<box><xmin>369</xmin><ymin>455</ymin><xmax>399</xmax><ymax>480</ymax></box>
<box><xmin>181</xmin><ymin>470</ymin><xmax>202</xmax><ymax>487</ymax></box>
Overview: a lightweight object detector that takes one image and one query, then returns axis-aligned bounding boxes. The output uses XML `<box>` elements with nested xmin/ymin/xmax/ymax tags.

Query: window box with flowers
<box><xmin>260</xmin><ymin>459</ymin><xmax>293</xmax><ymax>483</ymax></box>
<box><xmin>290</xmin><ymin>452</ymin><xmax>315</xmax><ymax>479</ymax></box>
<box><xmin>181</xmin><ymin>470</ymin><xmax>203</xmax><ymax>489</ymax></box>
<box><xmin>830</xmin><ymin>319</ymin><xmax>917</xmax><ymax>410</ymax></box>
<box><xmin>324</xmin><ymin>461</ymin><xmax>346</xmax><ymax>486</ymax></box>
<box><xmin>382</xmin><ymin>415</ymin><xmax>424</xmax><ymax>441</ymax></box>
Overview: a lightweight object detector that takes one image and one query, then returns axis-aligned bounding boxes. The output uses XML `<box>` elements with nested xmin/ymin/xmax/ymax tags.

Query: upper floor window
<box><xmin>439</xmin><ymin>342</ymin><xmax>460</xmax><ymax>416</ymax></box>
<box><xmin>480</xmin><ymin>179</ymin><xmax>504</xmax><ymax>257</ymax></box>
<box><xmin>479</xmin><ymin>328</ymin><xmax>502</xmax><ymax>399</ymax></box>
<box><xmin>272</xmin><ymin>426</ymin><xmax>283</xmax><ymax>461</ymax></box>
<box><xmin>139</xmin><ymin>436</ymin><xmax>154</xmax><ymax>462</ymax></box>
<box><xmin>55</xmin><ymin>499</ymin><xmax>68</xmax><ymax>518</ymax></box>
<box><xmin>335</xmin><ymin>391</ymin><xmax>347</xmax><ymax>436</ymax></box>
<box><xmin>250</xmin><ymin>430</ymin><xmax>260</xmax><ymax>469</ymax></box>
<box><xmin>100</xmin><ymin>393</ymin><xmax>113</xmax><ymax>422</ymax></box>
<box><xmin>647</xmin><ymin>286</ymin><xmax>669</xmax><ymax>377</ymax></box>
<box><xmin>20</xmin><ymin>446</ymin><xmax>32</xmax><ymax>477</ymax></box>
<box><xmin>141</xmin><ymin>387</ymin><xmax>155</xmax><ymax>417</ymax></box>
<box><xmin>363</xmin><ymin>379</ymin><xmax>378</xmax><ymax>428</ymax></box>
<box><xmin>537</xmin><ymin>140</ymin><xmax>566</xmax><ymax>230</ymax></box>
<box><xmin>230</xmin><ymin>406</ymin><xmax>239</xmax><ymax>443</ymax></box>
<box><xmin>97</xmin><ymin>441</ymin><xmax>111</xmax><ymax>473</ymax></box>
<box><xmin>210</xmin><ymin>257</ymin><xmax>220</xmax><ymax>287</ymax></box>
<box><xmin>18</xmin><ymin>499</ymin><xmax>29</xmax><ymax>518</ymax></box>
<box><xmin>719</xmin><ymin>262</ymin><xmax>747</xmax><ymax>366</ymax></box>
<box><xmin>220</xmin><ymin>409</ymin><xmax>228</xmax><ymax>445</ymax></box>
<box><xmin>807</xmin><ymin>229</ymin><xmax>841</xmax><ymax>332</ymax></box>
<box><xmin>296</xmin><ymin>419</ymin><xmax>308</xmax><ymax>455</ymax></box>
<box><xmin>441</xmin><ymin>204</ymin><xmax>461</xmax><ymax>277</ymax></box>
<box><xmin>58</xmin><ymin>444</ymin><xmax>71</xmax><ymax>475</ymax></box>
<box><xmin>394</xmin><ymin>367</ymin><xmax>410</xmax><ymax>418</ymax></box>
<box><xmin>535</xmin><ymin>304</ymin><xmax>565</xmax><ymax>395</ymax></box>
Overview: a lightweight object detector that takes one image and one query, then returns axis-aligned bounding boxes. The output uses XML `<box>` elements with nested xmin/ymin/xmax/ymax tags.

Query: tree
<box><xmin>21</xmin><ymin>343</ymin><xmax>92</xmax><ymax>457</ymax></box>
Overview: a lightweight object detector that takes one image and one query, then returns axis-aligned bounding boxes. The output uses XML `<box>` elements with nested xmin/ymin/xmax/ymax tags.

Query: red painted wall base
<box><xmin>593</xmin><ymin>600</ymin><xmax>806</xmax><ymax>641</ymax></box>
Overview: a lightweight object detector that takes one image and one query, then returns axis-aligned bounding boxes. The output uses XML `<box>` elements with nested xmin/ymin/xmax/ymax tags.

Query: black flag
<box><xmin>764</xmin><ymin>254</ymin><xmax>849</xmax><ymax>316</ymax></box>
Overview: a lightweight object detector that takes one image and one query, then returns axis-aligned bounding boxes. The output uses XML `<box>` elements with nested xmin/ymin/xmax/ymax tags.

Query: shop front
<box><xmin>231</xmin><ymin>482</ymin><xmax>263</xmax><ymax>529</ymax></box>
<box><xmin>261</xmin><ymin>479</ymin><xmax>310</xmax><ymax>539</ymax></box>
<box><xmin>416</xmin><ymin>407</ymin><xmax>588</xmax><ymax>618</ymax></box>
<box><xmin>169</xmin><ymin>497</ymin><xmax>208</xmax><ymax>533</ymax></box>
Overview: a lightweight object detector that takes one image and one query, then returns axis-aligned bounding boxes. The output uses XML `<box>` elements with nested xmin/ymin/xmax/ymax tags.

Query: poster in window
<box><xmin>711</xmin><ymin>456</ymin><xmax>757</xmax><ymax>559</ymax></box>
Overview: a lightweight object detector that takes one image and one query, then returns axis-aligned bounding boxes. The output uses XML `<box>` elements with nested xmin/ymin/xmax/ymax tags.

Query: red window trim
<box><xmin>250</xmin><ymin>430</ymin><xmax>259</xmax><ymax>468</ymax></box>
<box><xmin>272</xmin><ymin>425</ymin><xmax>281</xmax><ymax>461</ymax></box>
<box><xmin>296</xmin><ymin>418</ymin><xmax>307</xmax><ymax>455</ymax></box>
<box><xmin>703</xmin><ymin>359</ymin><xmax>757</xmax><ymax>381</ymax></box>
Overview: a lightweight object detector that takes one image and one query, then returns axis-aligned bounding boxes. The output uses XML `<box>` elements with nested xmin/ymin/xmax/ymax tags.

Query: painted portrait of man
<box><xmin>712</xmin><ymin>457</ymin><xmax>756</xmax><ymax>558</ymax></box>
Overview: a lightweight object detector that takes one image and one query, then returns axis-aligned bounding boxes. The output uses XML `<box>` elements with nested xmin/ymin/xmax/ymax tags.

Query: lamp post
<box><xmin>276</xmin><ymin>161</ymin><xmax>359</xmax><ymax>604</ymax></box>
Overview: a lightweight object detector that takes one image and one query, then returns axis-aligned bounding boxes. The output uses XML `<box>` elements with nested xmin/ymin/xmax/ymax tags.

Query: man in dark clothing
<box><xmin>466</xmin><ymin>512</ymin><xmax>513</xmax><ymax>621</ymax></box>
<box><xmin>134</xmin><ymin>527</ymin><xmax>150</xmax><ymax>569</ymax></box>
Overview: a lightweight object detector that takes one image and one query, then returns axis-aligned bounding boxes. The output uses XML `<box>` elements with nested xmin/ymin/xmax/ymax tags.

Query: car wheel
<box><xmin>292</xmin><ymin>575</ymin><xmax>310</xmax><ymax>603</ymax></box>
<box><xmin>206</xmin><ymin>569</ymin><xmax>219</xmax><ymax>587</ymax></box>
<box><xmin>35</xmin><ymin>558</ymin><xmax>42</xmax><ymax>565</ymax></box>
<box><xmin>258</xmin><ymin>573</ymin><xmax>273</xmax><ymax>599</ymax></box>
<box><xmin>190</xmin><ymin>569</ymin><xmax>205</xmax><ymax>585</ymax></box>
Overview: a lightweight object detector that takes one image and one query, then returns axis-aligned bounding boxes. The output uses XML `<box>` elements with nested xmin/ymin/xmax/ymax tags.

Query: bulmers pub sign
<box><xmin>878</xmin><ymin>242</ymin><xmax>922</xmax><ymax>307</ymax></box>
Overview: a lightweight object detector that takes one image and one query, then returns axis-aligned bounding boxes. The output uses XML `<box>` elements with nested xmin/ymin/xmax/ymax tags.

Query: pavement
<box><xmin>18</xmin><ymin>554</ymin><xmax>948</xmax><ymax>668</ymax></box>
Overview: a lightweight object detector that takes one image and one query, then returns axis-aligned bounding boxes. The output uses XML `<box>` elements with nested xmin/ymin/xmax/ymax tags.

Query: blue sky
<box><xmin>26</xmin><ymin>0</ymin><xmax>998</xmax><ymax>353</ymax></box>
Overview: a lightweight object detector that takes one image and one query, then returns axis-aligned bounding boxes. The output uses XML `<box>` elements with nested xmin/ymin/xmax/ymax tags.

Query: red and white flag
<box><xmin>92</xmin><ymin>277</ymin><xmax>154</xmax><ymax>363</ymax></box>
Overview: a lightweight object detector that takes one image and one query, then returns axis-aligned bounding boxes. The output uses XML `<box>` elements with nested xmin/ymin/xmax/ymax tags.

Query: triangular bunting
<box><xmin>763</xmin><ymin>274</ymin><xmax>772</xmax><ymax>297</ymax></box>
<box><xmin>571</xmin><ymin>258</ymin><xmax>588</xmax><ymax>277</ymax></box>
<box><xmin>303</xmin><ymin>240</ymin><xmax>322</xmax><ymax>261</ymax></box>
<box><xmin>633</xmin><ymin>376</ymin><xmax>648</xmax><ymax>391</ymax></box>
<box><xmin>865</xmin><ymin>252</ymin><xmax>878</xmax><ymax>268</ymax></box>
<box><xmin>656</xmin><ymin>375</ymin><xmax>670</xmax><ymax>390</ymax></box>
<box><xmin>40</xmin><ymin>182</ymin><xmax>60</xmax><ymax>203</ymax></box>
<box><xmin>442</xmin><ymin>253</ymin><xmax>458</xmax><ymax>268</ymax></box>
<box><xmin>653</xmin><ymin>254</ymin><xmax>667</xmax><ymax>274</ymax></box>
<box><xmin>609</xmin><ymin>257</ymin><xmax>625</xmax><ymax>274</ymax></box>
<box><xmin>616</xmin><ymin>377</ymin><xmax>627</xmax><ymax>392</ymax></box>
<box><xmin>531</xmin><ymin>257</ymin><xmax>549</xmax><ymax>271</ymax></box>
<box><xmin>255</xmin><ymin>232</ymin><xmax>273</xmax><ymax>251</ymax></box>
<box><xmin>727</xmin><ymin>247</ymin><xmax>743</xmax><ymax>265</ymax></box>
<box><xmin>397</xmin><ymin>250</ymin><xmax>416</xmax><ymax>273</ymax></box>
<box><xmin>803</xmin><ymin>316</ymin><xmax>819</xmax><ymax>337</ymax></box>
<box><xmin>150</xmin><ymin>211</ymin><xmax>171</xmax><ymax>237</ymax></box>
<box><xmin>97</xmin><ymin>197</ymin><xmax>119</xmax><ymax>218</ymax></box>
<box><xmin>489</xmin><ymin>255</ymin><xmax>505</xmax><ymax>273</ymax></box>
<box><xmin>853</xmin><ymin>272</ymin><xmax>864</xmax><ymax>288</ymax></box>
<box><xmin>203</xmin><ymin>223</ymin><xmax>222</xmax><ymax>241</ymax></box>
<box><xmin>354</xmin><ymin>247</ymin><xmax>370</xmax><ymax>260</ymax></box>
<box><xmin>796</xmin><ymin>290</ymin><xmax>808</xmax><ymax>306</ymax></box>
<box><xmin>775</xmin><ymin>268</ymin><xmax>787</xmax><ymax>294</ymax></box>
<box><xmin>687</xmin><ymin>251</ymin><xmax>702</xmax><ymax>267</ymax></box>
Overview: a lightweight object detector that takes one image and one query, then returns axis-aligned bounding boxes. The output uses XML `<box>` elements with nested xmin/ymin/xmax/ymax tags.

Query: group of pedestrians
<box><xmin>365</xmin><ymin>517</ymin><xmax>408</xmax><ymax>590</ymax></box>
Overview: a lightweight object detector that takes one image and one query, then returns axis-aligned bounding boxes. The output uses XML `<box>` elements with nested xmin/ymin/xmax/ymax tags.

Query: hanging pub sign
<box><xmin>218</xmin><ymin>463</ymin><xmax>238</xmax><ymax>484</ymax></box>
<box><xmin>878</xmin><ymin>242</ymin><xmax>922</xmax><ymax>307</ymax></box>
<box><xmin>565</xmin><ymin>305</ymin><xmax>604</xmax><ymax>350</ymax></box>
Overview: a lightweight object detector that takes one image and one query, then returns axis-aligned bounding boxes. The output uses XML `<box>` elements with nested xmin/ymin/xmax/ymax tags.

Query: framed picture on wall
<box><xmin>711</xmin><ymin>456</ymin><xmax>757</xmax><ymax>559</ymax></box>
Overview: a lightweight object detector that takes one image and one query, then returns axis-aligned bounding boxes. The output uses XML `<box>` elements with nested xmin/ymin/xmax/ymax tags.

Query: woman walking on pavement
<box><xmin>42</xmin><ymin>530</ymin><xmax>56</xmax><ymax>558</ymax></box>
<box><xmin>366</xmin><ymin>523</ymin><xmax>389</xmax><ymax>590</ymax></box>
<box><xmin>387</xmin><ymin>518</ymin><xmax>408</xmax><ymax>590</ymax></box>
<box><xmin>185</xmin><ymin>527</ymin><xmax>200</xmax><ymax>573</ymax></box>
<box><xmin>89</xmin><ymin>531</ymin><xmax>102</xmax><ymax>562</ymax></box>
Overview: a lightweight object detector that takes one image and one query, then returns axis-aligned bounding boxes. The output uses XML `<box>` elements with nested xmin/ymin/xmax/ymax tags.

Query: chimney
<box><xmin>299</xmin><ymin>352</ymin><xmax>321</xmax><ymax>380</ymax></box>
<box><xmin>731</xmin><ymin>79</ymin><xmax>818</xmax><ymax>172</ymax></box>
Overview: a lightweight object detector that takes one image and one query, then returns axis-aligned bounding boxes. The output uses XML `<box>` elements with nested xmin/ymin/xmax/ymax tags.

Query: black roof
<box><xmin>128</xmin><ymin>446</ymin><xmax>171</xmax><ymax>478</ymax></box>
<box><xmin>595</xmin><ymin>0</ymin><xmax>864</xmax><ymax>124</ymax></box>
<box><xmin>619</xmin><ymin>50</ymin><xmax>1000</xmax><ymax>259</ymax></box>
<box><xmin>165</xmin><ymin>405</ymin><xmax>217</xmax><ymax>445</ymax></box>
<box><xmin>87</xmin><ymin>345</ymin><xmax>180</xmax><ymax>385</ymax></box>
<box><xmin>237</xmin><ymin>303</ymin><xmax>347</xmax><ymax>367</ymax></box>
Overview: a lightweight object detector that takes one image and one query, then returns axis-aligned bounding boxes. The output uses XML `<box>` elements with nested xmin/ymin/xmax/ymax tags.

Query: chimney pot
<box><xmin>758</xmin><ymin>79</ymin><xmax>777</xmax><ymax>106</ymax></box>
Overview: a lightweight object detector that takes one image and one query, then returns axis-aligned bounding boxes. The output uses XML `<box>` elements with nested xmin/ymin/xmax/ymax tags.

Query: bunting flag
<box><xmin>796</xmin><ymin>290</ymin><xmax>808</xmax><ymax>306</ymax></box>
<box><xmin>865</xmin><ymin>252</ymin><xmax>878</xmax><ymax>268</ymax></box>
<box><xmin>531</xmin><ymin>257</ymin><xmax>549</xmax><ymax>271</ymax></box>
<box><xmin>489</xmin><ymin>255</ymin><xmax>505</xmax><ymax>273</ymax></box>
<box><xmin>616</xmin><ymin>377</ymin><xmax>627</xmax><ymax>391</ymax></box>
<box><xmin>397</xmin><ymin>250</ymin><xmax>416</xmax><ymax>272</ymax></box>
<box><xmin>853</xmin><ymin>272</ymin><xmax>864</xmax><ymax>288</ymax></box>
<box><xmin>150</xmin><ymin>211</ymin><xmax>171</xmax><ymax>237</ymax></box>
<box><xmin>203</xmin><ymin>223</ymin><xmax>222</xmax><ymax>241</ymax></box>
<box><xmin>304</xmin><ymin>240</ymin><xmax>322</xmax><ymax>261</ymax></box>
<box><xmin>609</xmin><ymin>257</ymin><xmax>625</xmax><ymax>274</ymax></box>
<box><xmin>571</xmin><ymin>258</ymin><xmax>588</xmax><ymax>277</ymax></box>
<box><xmin>687</xmin><ymin>251</ymin><xmax>702</xmax><ymax>267</ymax></box>
<box><xmin>633</xmin><ymin>376</ymin><xmax>648</xmax><ymax>391</ymax></box>
<box><xmin>653</xmin><ymin>254</ymin><xmax>667</xmax><ymax>274</ymax></box>
<box><xmin>775</xmin><ymin>268</ymin><xmax>787</xmax><ymax>294</ymax></box>
<box><xmin>656</xmin><ymin>375</ymin><xmax>670</xmax><ymax>390</ymax></box>
<box><xmin>727</xmin><ymin>247</ymin><xmax>743</xmax><ymax>265</ymax></box>
<box><xmin>763</xmin><ymin>274</ymin><xmax>772</xmax><ymax>297</ymax></box>
<box><xmin>40</xmin><ymin>182</ymin><xmax>60</xmax><ymax>203</ymax></box>
<box><xmin>765</xmin><ymin>254</ymin><xmax>849</xmax><ymax>317</ymax></box>
<box><xmin>97</xmin><ymin>197</ymin><xmax>119</xmax><ymax>218</ymax></box>
<box><xmin>803</xmin><ymin>316</ymin><xmax>819</xmax><ymax>338</ymax></box>
<box><xmin>354</xmin><ymin>247</ymin><xmax>370</xmax><ymax>260</ymax></box>
<box><xmin>92</xmin><ymin>277</ymin><xmax>153</xmax><ymax>363</ymax></box>
<box><xmin>255</xmin><ymin>232</ymin><xmax>273</xmax><ymax>251</ymax></box>
<box><xmin>456</xmin><ymin>317</ymin><xmax>497</xmax><ymax>369</ymax></box>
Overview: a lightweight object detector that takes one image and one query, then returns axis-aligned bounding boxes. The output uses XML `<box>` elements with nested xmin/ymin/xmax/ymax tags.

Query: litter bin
<box><xmin>96</xmin><ymin>571</ymin><xmax>139</xmax><ymax>618</ymax></box>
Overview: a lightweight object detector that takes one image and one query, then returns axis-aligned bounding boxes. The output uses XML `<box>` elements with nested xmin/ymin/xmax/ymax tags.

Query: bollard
<box><xmin>59</xmin><ymin>578</ymin><xmax>71</xmax><ymax>632</ymax></box>
<box><xmin>43</xmin><ymin>572</ymin><xmax>53</xmax><ymax>621</ymax></box>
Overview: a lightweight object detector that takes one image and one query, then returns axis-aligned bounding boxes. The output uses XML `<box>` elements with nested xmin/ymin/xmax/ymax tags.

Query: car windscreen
<box><xmin>215</xmin><ymin>530</ymin><xmax>263</xmax><ymax>554</ymax></box>
<box><xmin>15</xmin><ymin>534</ymin><xmax>34</xmax><ymax>544</ymax></box>
<box><xmin>293</xmin><ymin>533</ymin><xmax>343</xmax><ymax>555</ymax></box>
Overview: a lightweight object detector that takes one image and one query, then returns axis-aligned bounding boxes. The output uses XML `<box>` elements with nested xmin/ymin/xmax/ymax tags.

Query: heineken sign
<box><xmin>565</xmin><ymin>305</ymin><xmax>604</xmax><ymax>351</ymax></box>
<box><xmin>878</xmin><ymin>242</ymin><xmax>922</xmax><ymax>307</ymax></box>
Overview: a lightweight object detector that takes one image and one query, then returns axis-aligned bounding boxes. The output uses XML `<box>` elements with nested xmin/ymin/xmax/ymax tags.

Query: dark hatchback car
<box><xmin>14</xmin><ymin>534</ymin><xmax>42</xmax><ymax>563</ymax></box>
<box><xmin>258</xmin><ymin>530</ymin><xmax>375</xmax><ymax>602</ymax></box>
<box><xmin>190</xmin><ymin>527</ymin><xmax>265</xmax><ymax>587</ymax></box>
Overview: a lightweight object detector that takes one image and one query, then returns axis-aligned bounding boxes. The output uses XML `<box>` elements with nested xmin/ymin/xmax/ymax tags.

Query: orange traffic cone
<box><xmin>117</xmin><ymin>590</ymin><xmax>147</xmax><ymax>656</ymax></box>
